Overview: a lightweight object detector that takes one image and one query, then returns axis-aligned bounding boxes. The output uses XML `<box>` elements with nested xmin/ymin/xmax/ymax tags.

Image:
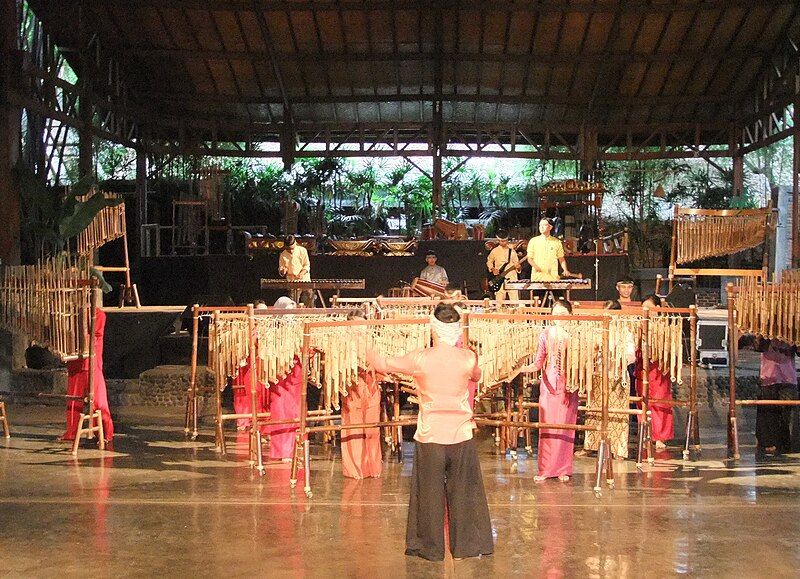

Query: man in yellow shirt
<box><xmin>486</xmin><ymin>230</ymin><xmax>520</xmax><ymax>302</ymax></box>
<box><xmin>278</xmin><ymin>235</ymin><xmax>312</xmax><ymax>306</ymax></box>
<box><xmin>526</xmin><ymin>218</ymin><xmax>573</xmax><ymax>281</ymax></box>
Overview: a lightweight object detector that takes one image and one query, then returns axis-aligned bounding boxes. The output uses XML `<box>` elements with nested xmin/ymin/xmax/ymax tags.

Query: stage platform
<box><xmin>136</xmin><ymin>241</ymin><xmax>629</xmax><ymax>306</ymax></box>
<box><xmin>1</xmin><ymin>407</ymin><xmax>799</xmax><ymax>577</ymax></box>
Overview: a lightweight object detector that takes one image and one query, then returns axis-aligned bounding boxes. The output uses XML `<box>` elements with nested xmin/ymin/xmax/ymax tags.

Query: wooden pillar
<box><xmin>793</xmin><ymin>105</ymin><xmax>800</xmax><ymax>268</ymax></box>
<box><xmin>579</xmin><ymin>126</ymin><xmax>598</xmax><ymax>181</ymax></box>
<box><xmin>732</xmin><ymin>154</ymin><xmax>744</xmax><ymax>198</ymax></box>
<box><xmin>135</xmin><ymin>148</ymin><xmax>148</xmax><ymax>258</ymax></box>
<box><xmin>432</xmin><ymin>148</ymin><xmax>442</xmax><ymax>218</ymax></box>
<box><xmin>77</xmin><ymin>5</ymin><xmax>93</xmax><ymax>179</ymax></box>
<box><xmin>431</xmin><ymin>100</ymin><xmax>443</xmax><ymax>216</ymax></box>
<box><xmin>0</xmin><ymin>0</ymin><xmax>21</xmax><ymax>264</ymax></box>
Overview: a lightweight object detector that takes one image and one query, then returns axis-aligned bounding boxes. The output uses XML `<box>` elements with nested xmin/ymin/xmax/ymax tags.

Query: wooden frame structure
<box><xmin>537</xmin><ymin>179</ymin><xmax>606</xmax><ymax>253</ymax></box>
<box><xmin>4</xmin><ymin>2</ymin><xmax>799</xmax><ymax>266</ymax></box>
<box><xmin>0</xmin><ymin>260</ymin><xmax>103</xmax><ymax>455</ymax></box>
<box><xmin>662</xmin><ymin>205</ymin><xmax>773</xmax><ymax>293</ymax></box>
<box><xmin>725</xmin><ymin>277</ymin><xmax>800</xmax><ymax>459</ymax></box>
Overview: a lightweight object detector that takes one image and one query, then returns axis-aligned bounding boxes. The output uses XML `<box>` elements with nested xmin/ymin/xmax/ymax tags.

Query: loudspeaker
<box><xmin>665</xmin><ymin>284</ymin><xmax>695</xmax><ymax>308</ymax></box>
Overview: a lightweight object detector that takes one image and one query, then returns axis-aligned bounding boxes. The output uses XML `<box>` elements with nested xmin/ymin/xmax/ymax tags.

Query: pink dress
<box><xmin>635</xmin><ymin>356</ymin><xmax>674</xmax><ymax>442</ymax></box>
<box><xmin>341</xmin><ymin>370</ymin><xmax>382</xmax><ymax>478</ymax></box>
<box><xmin>534</xmin><ymin>328</ymin><xmax>578</xmax><ymax>478</ymax></box>
<box><xmin>268</xmin><ymin>356</ymin><xmax>303</xmax><ymax>460</ymax></box>
<box><xmin>232</xmin><ymin>360</ymin><xmax>269</xmax><ymax>432</ymax></box>
<box><xmin>64</xmin><ymin>308</ymin><xmax>114</xmax><ymax>441</ymax></box>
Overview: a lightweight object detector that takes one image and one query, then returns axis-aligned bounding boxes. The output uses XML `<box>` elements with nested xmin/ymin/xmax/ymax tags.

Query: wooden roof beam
<box><xmin>136</xmin><ymin>90</ymin><xmax>745</xmax><ymax>107</ymax></box>
<box><xmin>118</xmin><ymin>47</ymin><xmax>772</xmax><ymax>65</ymax></box>
<box><xmin>94</xmin><ymin>1</ymin><xmax>797</xmax><ymax>15</ymax></box>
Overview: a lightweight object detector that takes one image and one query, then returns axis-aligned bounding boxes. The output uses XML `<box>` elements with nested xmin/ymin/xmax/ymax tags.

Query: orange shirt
<box><xmin>369</xmin><ymin>344</ymin><xmax>481</xmax><ymax>445</ymax></box>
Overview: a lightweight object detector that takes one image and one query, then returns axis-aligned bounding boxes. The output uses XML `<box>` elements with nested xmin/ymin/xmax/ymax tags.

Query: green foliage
<box><xmin>16</xmin><ymin>160</ymin><xmax>121</xmax><ymax>257</ymax></box>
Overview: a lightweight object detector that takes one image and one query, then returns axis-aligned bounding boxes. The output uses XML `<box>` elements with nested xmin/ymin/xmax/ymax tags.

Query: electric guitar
<box><xmin>488</xmin><ymin>256</ymin><xmax>528</xmax><ymax>293</ymax></box>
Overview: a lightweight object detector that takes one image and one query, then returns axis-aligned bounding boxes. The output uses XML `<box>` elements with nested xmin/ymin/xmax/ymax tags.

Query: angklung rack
<box><xmin>186</xmin><ymin>306</ymin><xmax>356</xmax><ymax>471</ymax></box>
<box><xmin>76</xmin><ymin>190</ymin><xmax>140</xmax><ymax>307</ymax></box>
<box><xmin>660</xmin><ymin>204</ymin><xmax>773</xmax><ymax>293</ymax></box>
<box><xmin>0</xmin><ymin>257</ymin><xmax>102</xmax><ymax>454</ymax></box>
<box><xmin>289</xmin><ymin>317</ymin><xmax>430</xmax><ymax>497</ymax></box>
<box><xmin>726</xmin><ymin>272</ymin><xmax>800</xmax><ymax>459</ymax></box>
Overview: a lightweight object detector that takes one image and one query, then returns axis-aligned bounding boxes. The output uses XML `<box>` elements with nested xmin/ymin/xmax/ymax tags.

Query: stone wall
<box><xmin>134</xmin><ymin>365</ymin><xmax>216</xmax><ymax>407</ymax></box>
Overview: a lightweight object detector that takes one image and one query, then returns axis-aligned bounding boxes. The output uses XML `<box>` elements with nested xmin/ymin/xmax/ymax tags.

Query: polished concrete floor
<box><xmin>1</xmin><ymin>407</ymin><xmax>800</xmax><ymax>578</ymax></box>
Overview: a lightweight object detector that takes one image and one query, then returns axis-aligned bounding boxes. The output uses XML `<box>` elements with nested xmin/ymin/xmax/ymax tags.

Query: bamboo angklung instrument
<box><xmin>668</xmin><ymin>204</ymin><xmax>772</xmax><ymax>290</ymax></box>
<box><xmin>75</xmin><ymin>191</ymin><xmax>127</xmax><ymax>255</ymax></box>
<box><xmin>200</xmin><ymin>307</ymin><xmax>355</xmax><ymax>455</ymax></box>
<box><xmin>290</xmin><ymin>317</ymin><xmax>427</xmax><ymax>497</ymax></box>
<box><xmin>75</xmin><ymin>189</ymin><xmax>140</xmax><ymax>307</ymax></box>
<box><xmin>641</xmin><ymin>305</ymin><xmax>699</xmax><ymax>460</ymax></box>
<box><xmin>727</xmin><ymin>274</ymin><xmax>800</xmax><ymax>459</ymax></box>
<box><xmin>0</xmin><ymin>254</ymin><xmax>94</xmax><ymax>362</ymax></box>
<box><xmin>464</xmin><ymin>312</ymin><xmax>616</xmax><ymax>495</ymax></box>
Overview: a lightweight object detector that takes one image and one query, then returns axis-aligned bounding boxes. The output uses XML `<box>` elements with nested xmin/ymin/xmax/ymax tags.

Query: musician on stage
<box><xmin>616</xmin><ymin>277</ymin><xmax>637</xmax><ymax>305</ymax></box>
<box><xmin>526</xmin><ymin>218</ymin><xmax>574</xmax><ymax>281</ymax></box>
<box><xmin>278</xmin><ymin>235</ymin><xmax>312</xmax><ymax>306</ymax></box>
<box><xmin>486</xmin><ymin>229</ymin><xmax>520</xmax><ymax>301</ymax></box>
<box><xmin>419</xmin><ymin>250</ymin><xmax>449</xmax><ymax>287</ymax></box>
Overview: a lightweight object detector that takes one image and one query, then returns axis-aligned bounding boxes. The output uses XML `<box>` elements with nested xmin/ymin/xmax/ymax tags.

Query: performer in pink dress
<box><xmin>636</xmin><ymin>295</ymin><xmax>674</xmax><ymax>448</ymax></box>
<box><xmin>62</xmin><ymin>302</ymin><xmax>114</xmax><ymax>443</ymax></box>
<box><xmin>512</xmin><ymin>299</ymin><xmax>577</xmax><ymax>482</ymax></box>
<box><xmin>268</xmin><ymin>356</ymin><xmax>303</xmax><ymax>460</ymax></box>
<box><xmin>340</xmin><ymin>310</ymin><xmax>383</xmax><ymax>479</ymax></box>
<box><xmin>341</xmin><ymin>369</ymin><xmax>383</xmax><ymax>479</ymax></box>
<box><xmin>232</xmin><ymin>301</ymin><xmax>270</xmax><ymax>432</ymax></box>
<box><xmin>367</xmin><ymin>303</ymin><xmax>493</xmax><ymax>561</ymax></box>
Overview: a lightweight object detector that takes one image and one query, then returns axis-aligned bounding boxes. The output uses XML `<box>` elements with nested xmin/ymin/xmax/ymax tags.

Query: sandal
<box><xmin>558</xmin><ymin>475</ymin><xmax>570</xmax><ymax>482</ymax></box>
<box><xmin>533</xmin><ymin>475</ymin><xmax>547</xmax><ymax>483</ymax></box>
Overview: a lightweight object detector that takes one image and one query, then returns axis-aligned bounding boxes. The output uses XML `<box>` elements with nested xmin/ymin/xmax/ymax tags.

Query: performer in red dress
<box><xmin>62</xmin><ymin>300</ymin><xmax>114</xmax><ymax>442</ymax></box>
<box><xmin>232</xmin><ymin>302</ymin><xmax>270</xmax><ymax>432</ymax></box>
<box><xmin>636</xmin><ymin>295</ymin><xmax>674</xmax><ymax>448</ymax></box>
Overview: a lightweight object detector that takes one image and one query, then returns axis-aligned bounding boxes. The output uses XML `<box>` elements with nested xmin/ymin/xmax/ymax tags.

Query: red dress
<box><xmin>635</xmin><ymin>355</ymin><xmax>675</xmax><ymax>442</ymax></box>
<box><xmin>63</xmin><ymin>308</ymin><xmax>114</xmax><ymax>441</ymax></box>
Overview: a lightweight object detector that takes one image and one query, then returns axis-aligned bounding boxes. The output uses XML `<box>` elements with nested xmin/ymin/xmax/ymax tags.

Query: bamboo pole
<box><xmin>727</xmin><ymin>283</ymin><xmax>740</xmax><ymax>459</ymax></box>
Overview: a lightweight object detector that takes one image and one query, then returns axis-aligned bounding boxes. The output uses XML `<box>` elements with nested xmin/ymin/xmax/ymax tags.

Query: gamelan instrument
<box><xmin>260</xmin><ymin>279</ymin><xmax>365</xmax><ymax>291</ymax></box>
<box><xmin>409</xmin><ymin>277</ymin><xmax>447</xmax><ymax>298</ymax></box>
<box><xmin>504</xmin><ymin>277</ymin><xmax>591</xmax><ymax>291</ymax></box>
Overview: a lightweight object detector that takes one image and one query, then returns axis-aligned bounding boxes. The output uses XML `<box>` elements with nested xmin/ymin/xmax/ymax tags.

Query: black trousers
<box><xmin>756</xmin><ymin>383</ymin><xmax>798</xmax><ymax>453</ymax></box>
<box><xmin>406</xmin><ymin>438</ymin><xmax>494</xmax><ymax>561</ymax></box>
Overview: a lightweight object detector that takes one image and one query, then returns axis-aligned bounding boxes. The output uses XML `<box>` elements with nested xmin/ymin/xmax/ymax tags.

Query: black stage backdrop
<box><xmin>137</xmin><ymin>241</ymin><xmax>629</xmax><ymax>306</ymax></box>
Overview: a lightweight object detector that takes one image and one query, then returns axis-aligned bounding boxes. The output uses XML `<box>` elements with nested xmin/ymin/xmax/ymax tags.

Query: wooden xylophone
<box><xmin>260</xmin><ymin>278</ymin><xmax>365</xmax><ymax>291</ymax></box>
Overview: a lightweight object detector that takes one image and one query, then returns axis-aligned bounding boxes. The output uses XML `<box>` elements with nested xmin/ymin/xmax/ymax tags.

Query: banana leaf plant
<box><xmin>16</xmin><ymin>160</ymin><xmax>122</xmax><ymax>291</ymax></box>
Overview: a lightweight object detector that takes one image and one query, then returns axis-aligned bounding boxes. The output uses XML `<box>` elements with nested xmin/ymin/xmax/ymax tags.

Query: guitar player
<box><xmin>486</xmin><ymin>230</ymin><xmax>521</xmax><ymax>302</ymax></box>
